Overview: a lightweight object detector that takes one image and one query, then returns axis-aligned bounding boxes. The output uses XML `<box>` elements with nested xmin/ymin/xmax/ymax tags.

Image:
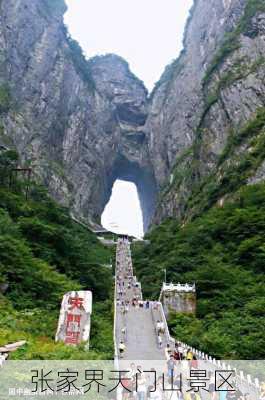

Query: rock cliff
<box><xmin>0</xmin><ymin>0</ymin><xmax>157</xmax><ymax>231</ymax></box>
<box><xmin>0</xmin><ymin>0</ymin><xmax>264</xmax><ymax>230</ymax></box>
<box><xmin>148</xmin><ymin>0</ymin><xmax>265</xmax><ymax>223</ymax></box>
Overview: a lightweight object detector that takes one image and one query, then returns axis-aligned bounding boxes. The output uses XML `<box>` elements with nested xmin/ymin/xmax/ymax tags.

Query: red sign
<box><xmin>64</xmin><ymin>297</ymin><xmax>84</xmax><ymax>344</ymax></box>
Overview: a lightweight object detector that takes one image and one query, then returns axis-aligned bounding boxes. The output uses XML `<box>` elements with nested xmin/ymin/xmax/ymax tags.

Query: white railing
<box><xmin>158</xmin><ymin>310</ymin><xmax>262</xmax><ymax>397</ymax></box>
<box><xmin>150</xmin><ymin>303</ymin><xmax>161</xmax><ymax>348</ymax></box>
<box><xmin>157</xmin><ymin>302</ymin><xmax>175</xmax><ymax>348</ymax></box>
<box><xmin>174</xmin><ymin>338</ymin><xmax>261</xmax><ymax>394</ymax></box>
<box><xmin>116</xmin><ymin>239</ymin><xmax>262</xmax><ymax>397</ymax></box>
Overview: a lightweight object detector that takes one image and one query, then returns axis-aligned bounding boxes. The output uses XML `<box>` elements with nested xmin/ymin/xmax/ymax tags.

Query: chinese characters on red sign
<box><xmin>64</xmin><ymin>297</ymin><xmax>84</xmax><ymax>345</ymax></box>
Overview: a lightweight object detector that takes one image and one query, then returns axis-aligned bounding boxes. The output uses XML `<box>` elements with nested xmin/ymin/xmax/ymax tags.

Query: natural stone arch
<box><xmin>102</xmin><ymin>153</ymin><xmax>158</xmax><ymax>233</ymax></box>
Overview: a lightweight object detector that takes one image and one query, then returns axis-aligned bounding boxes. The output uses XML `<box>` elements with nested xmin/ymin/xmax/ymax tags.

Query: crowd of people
<box><xmin>116</xmin><ymin>241</ymin><xmax>162</xmax><ymax>353</ymax></box>
<box><xmin>114</xmin><ymin>238</ymin><xmax>261</xmax><ymax>400</ymax></box>
<box><xmin>114</xmin><ymin>361</ymin><xmax>255</xmax><ymax>400</ymax></box>
<box><xmin>116</xmin><ymin>238</ymin><xmax>137</xmax><ymax>357</ymax></box>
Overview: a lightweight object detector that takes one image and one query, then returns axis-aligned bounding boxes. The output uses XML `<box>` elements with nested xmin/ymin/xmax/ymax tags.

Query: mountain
<box><xmin>131</xmin><ymin>0</ymin><xmax>265</xmax><ymax>360</ymax></box>
<box><xmin>0</xmin><ymin>0</ymin><xmax>156</xmax><ymax>231</ymax></box>
<box><xmin>1</xmin><ymin>0</ymin><xmax>265</xmax><ymax>230</ymax></box>
<box><xmin>147</xmin><ymin>0</ymin><xmax>265</xmax><ymax>224</ymax></box>
<box><xmin>0</xmin><ymin>0</ymin><xmax>265</xmax><ymax>360</ymax></box>
<box><xmin>0</xmin><ymin>0</ymin><xmax>264</xmax><ymax>230</ymax></box>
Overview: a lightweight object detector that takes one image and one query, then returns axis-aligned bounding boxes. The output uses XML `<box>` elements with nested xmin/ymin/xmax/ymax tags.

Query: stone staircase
<box><xmin>113</xmin><ymin>238</ymin><xmax>262</xmax><ymax>398</ymax></box>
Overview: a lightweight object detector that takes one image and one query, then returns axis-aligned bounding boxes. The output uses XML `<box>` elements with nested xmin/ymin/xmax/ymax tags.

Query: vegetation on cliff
<box><xmin>65</xmin><ymin>33</ymin><xmax>96</xmax><ymax>91</ymax></box>
<box><xmin>203</xmin><ymin>0</ymin><xmax>265</xmax><ymax>87</ymax></box>
<box><xmin>134</xmin><ymin>0</ymin><xmax>265</xmax><ymax>361</ymax></box>
<box><xmin>163</xmin><ymin>104</ymin><xmax>265</xmax><ymax>224</ymax></box>
<box><xmin>0</xmin><ymin>84</ymin><xmax>10</xmax><ymax>114</ymax></box>
<box><xmin>133</xmin><ymin>184</ymin><xmax>265</xmax><ymax>359</ymax></box>
<box><xmin>0</xmin><ymin>150</ymin><xmax>114</xmax><ymax>359</ymax></box>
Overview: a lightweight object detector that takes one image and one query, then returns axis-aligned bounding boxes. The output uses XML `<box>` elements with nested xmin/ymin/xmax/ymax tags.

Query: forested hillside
<box><xmin>133</xmin><ymin>183</ymin><xmax>265</xmax><ymax>359</ymax></box>
<box><xmin>0</xmin><ymin>150</ymin><xmax>114</xmax><ymax>359</ymax></box>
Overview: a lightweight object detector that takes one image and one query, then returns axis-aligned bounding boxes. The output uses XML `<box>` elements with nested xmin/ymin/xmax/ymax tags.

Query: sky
<box><xmin>101</xmin><ymin>180</ymin><xmax>144</xmax><ymax>238</ymax></box>
<box><xmin>64</xmin><ymin>0</ymin><xmax>193</xmax><ymax>91</ymax></box>
<box><xmin>64</xmin><ymin>0</ymin><xmax>193</xmax><ymax>237</ymax></box>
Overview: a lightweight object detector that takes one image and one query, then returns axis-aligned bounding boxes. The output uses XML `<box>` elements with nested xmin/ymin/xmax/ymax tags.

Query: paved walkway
<box><xmin>115</xmin><ymin>238</ymin><xmax>167</xmax><ymax>360</ymax></box>
<box><xmin>113</xmin><ymin>239</ymin><xmax>261</xmax><ymax>399</ymax></box>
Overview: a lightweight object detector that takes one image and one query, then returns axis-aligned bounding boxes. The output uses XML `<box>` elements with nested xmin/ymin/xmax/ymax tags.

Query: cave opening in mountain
<box><xmin>100</xmin><ymin>155</ymin><xmax>158</xmax><ymax>238</ymax></box>
<box><xmin>101</xmin><ymin>180</ymin><xmax>144</xmax><ymax>238</ymax></box>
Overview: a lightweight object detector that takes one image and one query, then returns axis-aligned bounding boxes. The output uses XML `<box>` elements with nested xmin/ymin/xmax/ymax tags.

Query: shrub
<box><xmin>0</xmin><ymin>85</ymin><xmax>11</xmax><ymax>114</ymax></box>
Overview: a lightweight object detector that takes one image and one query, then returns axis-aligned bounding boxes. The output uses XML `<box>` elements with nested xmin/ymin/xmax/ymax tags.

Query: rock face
<box><xmin>146</xmin><ymin>0</ymin><xmax>265</xmax><ymax>223</ymax></box>
<box><xmin>159</xmin><ymin>283</ymin><xmax>196</xmax><ymax>318</ymax></box>
<box><xmin>0</xmin><ymin>0</ymin><xmax>265</xmax><ymax>229</ymax></box>
<box><xmin>0</xmin><ymin>0</ymin><xmax>157</xmax><ymax>231</ymax></box>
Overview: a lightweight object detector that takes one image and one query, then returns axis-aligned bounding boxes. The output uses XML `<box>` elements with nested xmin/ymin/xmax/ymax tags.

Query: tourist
<box><xmin>261</xmin><ymin>384</ymin><xmax>265</xmax><ymax>400</ymax></box>
<box><xmin>121</xmin><ymin>326</ymin><xmax>126</xmax><ymax>337</ymax></box>
<box><xmin>154</xmin><ymin>376</ymin><xmax>164</xmax><ymax>400</ymax></box>
<box><xmin>119</xmin><ymin>340</ymin><xmax>126</xmax><ymax>357</ymax></box>
<box><xmin>186</xmin><ymin>348</ymin><xmax>193</xmax><ymax>361</ymax></box>
<box><xmin>128</xmin><ymin>362</ymin><xmax>137</xmax><ymax>379</ymax></box>
<box><xmin>149</xmin><ymin>385</ymin><xmax>162</xmax><ymax>400</ymax></box>
<box><xmin>156</xmin><ymin>320</ymin><xmax>165</xmax><ymax>335</ymax></box>
<box><xmin>158</xmin><ymin>334</ymin><xmax>163</xmax><ymax>349</ymax></box>
<box><xmin>226</xmin><ymin>391</ymin><xmax>238</xmax><ymax>400</ymax></box>
<box><xmin>167</xmin><ymin>354</ymin><xmax>176</xmax><ymax>379</ymax></box>
<box><xmin>190</xmin><ymin>393</ymin><xmax>201</xmax><ymax>400</ymax></box>
<box><xmin>177</xmin><ymin>342</ymin><xmax>184</xmax><ymax>360</ymax></box>
<box><xmin>173</xmin><ymin>374</ymin><xmax>182</xmax><ymax>394</ymax></box>
<box><xmin>170</xmin><ymin>390</ymin><xmax>184</xmax><ymax>400</ymax></box>
<box><xmin>209</xmin><ymin>372</ymin><xmax>216</xmax><ymax>400</ymax></box>
<box><xmin>165</xmin><ymin>343</ymin><xmax>172</xmax><ymax>360</ymax></box>
<box><xmin>116</xmin><ymin>385</ymin><xmax>123</xmax><ymax>400</ymax></box>
<box><xmin>242</xmin><ymin>393</ymin><xmax>250</xmax><ymax>400</ymax></box>
<box><xmin>121</xmin><ymin>372</ymin><xmax>132</xmax><ymax>400</ymax></box>
<box><xmin>191</xmin><ymin>354</ymin><xmax>198</xmax><ymax>369</ymax></box>
<box><xmin>159</xmin><ymin>321</ymin><xmax>165</xmax><ymax>334</ymax></box>
<box><xmin>219</xmin><ymin>386</ymin><xmax>228</xmax><ymax>400</ymax></box>
<box><xmin>173</xmin><ymin>345</ymin><xmax>181</xmax><ymax>361</ymax></box>
<box><xmin>137</xmin><ymin>373</ymin><xmax>147</xmax><ymax>400</ymax></box>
